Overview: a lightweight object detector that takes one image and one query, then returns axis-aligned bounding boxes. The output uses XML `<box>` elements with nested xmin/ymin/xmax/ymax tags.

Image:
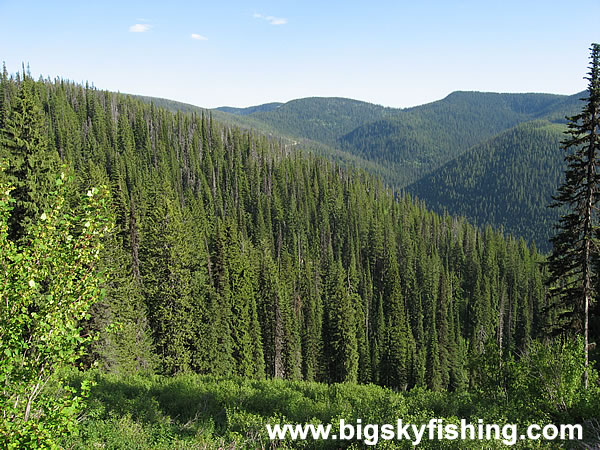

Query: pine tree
<box><xmin>547</xmin><ymin>43</ymin><xmax>600</xmax><ymax>388</ymax></box>
<box><xmin>84</xmin><ymin>167</ymin><xmax>155</xmax><ymax>374</ymax></box>
<box><xmin>206</xmin><ymin>219</ymin><xmax>236</xmax><ymax>376</ymax></box>
<box><xmin>140</xmin><ymin>181</ymin><xmax>196</xmax><ymax>374</ymax></box>
<box><xmin>227</xmin><ymin>224</ymin><xmax>265</xmax><ymax>378</ymax></box>
<box><xmin>379</xmin><ymin>249</ymin><xmax>413</xmax><ymax>389</ymax></box>
<box><xmin>323</xmin><ymin>259</ymin><xmax>358</xmax><ymax>383</ymax></box>
<box><xmin>0</xmin><ymin>74</ymin><xmax>59</xmax><ymax>240</ymax></box>
<box><xmin>299</xmin><ymin>261</ymin><xmax>323</xmax><ymax>381</ymax></box>
<box><xmin>258</xmin><ymin>242</ymin><xmax>286</xmax><ymax>378</ymax></box>
<box><xmin>0</xmin><ymin>63</ymin><xmax>8</xmax><ymax>129</ymax></box>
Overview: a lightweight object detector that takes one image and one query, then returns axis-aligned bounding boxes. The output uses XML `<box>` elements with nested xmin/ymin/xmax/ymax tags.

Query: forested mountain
<box><xmin>404</xmin><ymin>93</ymin><xmax>584</xmax><ymax>250</ymax></box>
<box><xmin>407</xmin><ymin>120</ymin><xmax>566</xmax><ymax>251</ymax></box>
<box><xmin>216</xmin><ymin>102</ymin><xmax>283</xmax><ymax>115</ymax></box>
<box><xmin>134</xmin><ymin>95</ymin><xmax>407</xmax><ymax>197</ymax></box>
<box><xmin>211</xmin><ymin>92</ymin><xmax>580</xmax><ymax>187</ymax></box>
<box><xmin>534</xmin><ymin>91</ymin><xmax>586</xmax><ymax>123</ymax></box>
<box><xmin>0</xmin><ymin>73</ymin><xmax>549</xmax><ymax>391</ymax></box>
<box><xmin>242</xmin><ymin>97</ymin><xmax>395</xmax><ymax>148</ymax></box>
<box><xmin>338</xmin><ymin>92</ymin><xmax>572</xmax><ymax>186</ymax></box>
<box><xmin>133</xmin><ymin>94</ymin><xmax>282</xmax><ymax>137</ymax></box>
<box><xmin>140</xmin><ymin>91</ymin><xmax>581</xmax><ymax>189</ymax></box>
<box><xmin>209</xmin><ymin>91</ymin><xmax>582</xmax><ymax>249</ymax></box>
<box><xmin>131</xmin><ymin>90</ymin><xmax>585</xmax><ymax>252</ymax></box>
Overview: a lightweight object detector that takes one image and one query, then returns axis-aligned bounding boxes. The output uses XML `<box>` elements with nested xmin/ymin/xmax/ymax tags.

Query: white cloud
<box><xmin>267</xmin><ymin>16</ymin><xmax>287</xmax><ymax>25</ymax></box>
<box><xmin>191</xmin><ymin>33</ymin><xmax>208</xmax><ymax>41</ymax></box>
<box><xmin>129</xmin><ymin>23</ymin><xmax>151</xmax><ymax>33</ymax></box>
<box><xmin>253</xmin><ymin>13</ymin><xmax>287</xmax><ymax>25</ymax></box>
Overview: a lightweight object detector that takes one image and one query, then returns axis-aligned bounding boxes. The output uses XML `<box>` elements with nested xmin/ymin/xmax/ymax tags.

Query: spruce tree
<box><xmin>323</xmin><ymin>259</ymin><xmax>358</xmax><ymax>383</ymax></box>
<box><xmin>0</xmin><ymin>75</ymin><xmax>59</xmax><ymax>240</ymax></box>
<box><xmin>0</xmin><ymin>63</ymin><xmax>8</xmax><ymax>129</ymax></box>
<box><xmin>140</xmin><ymin>181</ymin><xmax>196</xmax><ymax>374</ymax></box>
<box><xmin>547</xmin><ymin>43</ymin><xmax>600</xmax><ymax>388</ymax></box>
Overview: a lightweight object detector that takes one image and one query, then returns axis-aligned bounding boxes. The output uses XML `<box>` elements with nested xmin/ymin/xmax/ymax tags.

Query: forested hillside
<box><xmin>216</xmin><ymin>102</ymin><xmax>283</xmax><ymax>116</ymax></box>
<box><xmin>338</xmin><ymin>92</ymin><xmax>571</xmax><ymax>186</ymax></box>
<box><xmin>136</xmin><ymin>95</ymin><xmax>404</xmax><ymax>186</ymax></box>
<box><xmin>211</xmin><ymin>92</ymin><xmax>582</xmax><ymax>249</ymax></box>
<box><xmin>207</xmin><ymin>91</ymin><xmax>580</xmax><ymax>189</ymax></box>
<box><xmin>133</xmin><ymin>94</ymin><xmax>281</xmax><ymax>137</ymax></box>
<box><xmin>0</xmin><ymin>72</ymin><xmax>549</xmax><ymax>390</ymax></box>
<box><xmin>407</xmin><ymin>120</ymin><xmax>566</xmax><ymax>251</ymax></box>
<box><xmin>132</xmin><ymin>92</ymin><xmax>586</xmax><ymax>250</ymax></box>
<box><xmin>242</xmin><ymin>97</ymin><xmax>394</xmax><ymax>148</ymax></box>
<box><xmin>204</xmin><ymin>91</ymin><xmax>580</xmax><ymax>249</ymax></box>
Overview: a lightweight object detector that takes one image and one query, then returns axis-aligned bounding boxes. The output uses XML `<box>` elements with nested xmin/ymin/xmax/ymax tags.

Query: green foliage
<box><xmin>216</xmin><ymin>102</ymin><xmax>283</xmax><ymax>116</ymax></box>
<box><xmin>248</xmin><ymin>97</ymin><xmax>394</xmax><ymax>149</ymax></box>
<box><xmin>0</xmin><ymin>172</ymin><xmax>113</xmax><ymax>447</ymax></box>
<box><xmin>323</xmin><ymin>260</ymin><xmax>359</xmax><ymax>383</ymax></box>
<box><xmin>0</xmin><ymin>75</ymin><xmax>60</xmax><ymax>241</ymax></box>
<box><xmin>0</xmin><ymin>62</ymin><xmax>598</xmax><ymax>448</ymax></box>
<box><xmin>339</xmin><ymin>92</ymin><xmax>565</xmax><ymax>185</ymax></box>
<box><xmin>62</xmin><ymin>370</ymin><xmax>599</xmax><ymax>449</ymax></box>
<box><xmin>470</xmin><ymin>338</ymin><xmax>598</xmax><ymax>424</ymax></box>
<box><xmin>10</xmin><ymin>76</ymin><xmax>554</xmax><ymax>388</ymax></box>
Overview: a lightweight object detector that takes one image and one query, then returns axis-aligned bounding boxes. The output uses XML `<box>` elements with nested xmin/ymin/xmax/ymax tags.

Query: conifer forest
<box><xmin>1</xmin><ymin>44</ymin><xmax>600</xmax><ymax>448</ymax></box>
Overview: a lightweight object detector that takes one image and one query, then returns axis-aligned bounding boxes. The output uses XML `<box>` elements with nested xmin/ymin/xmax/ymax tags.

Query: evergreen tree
<box><xmin>140</xmin><ymin>181</ymin><xmax>196</xmax><ymax>374</ymax></box>
<box><xmin>0</xmin><ymin>63</ymin><xmax>8</xmax><ymax>129</ymax></box>
<box><xmin>258</xmin><ymin>243</ymin><xmax>286</xmax><ymax>378</ymax></box>
<box><xmin>84</xmin><ymin>170</ymin><xmax>155</xmax><ymax>374</ymax></box>
<box><xmin>0</xmin><ymin>75</ymin><xmax>59</xmax><ymax>240</ymax></box>
<box><xmin>379</xmin><ymin>250</ymin><xmax>413</xmax><ymax>389</ymax></box>
<box><xmin>323</xmin><ymin>259</ymin><xmax>358</xmax><ymax>383</ymax></box>
<box><xmin>547</xmin><ymin>43</ymin><xmax>600</xmax><ymax>388</ymax></box>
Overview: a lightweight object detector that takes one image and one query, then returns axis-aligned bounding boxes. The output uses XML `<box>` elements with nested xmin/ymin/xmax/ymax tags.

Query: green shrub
<box><xmin>0</xmin><ymin>174</ymin><xmax>113</xmax><ymax>448</ymax></box>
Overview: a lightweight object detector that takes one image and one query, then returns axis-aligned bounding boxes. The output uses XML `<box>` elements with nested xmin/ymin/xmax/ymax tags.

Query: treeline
<box><xmin>0</xmin><ymin>71</ymin><xmax>549</xmax><ymax>391</ymax></box>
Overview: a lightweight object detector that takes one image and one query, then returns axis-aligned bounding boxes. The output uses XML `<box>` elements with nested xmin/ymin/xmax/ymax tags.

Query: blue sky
<box><xmin>1</xmin><ymin>0</ymin><xmax>598</xmax><ymax>108</ymax></box>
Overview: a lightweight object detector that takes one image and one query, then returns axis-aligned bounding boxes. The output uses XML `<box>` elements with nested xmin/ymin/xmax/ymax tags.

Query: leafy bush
<box><xmin>61</xmin><ymin>369</ymin><xmax>599</xmax><ymax>449</ymax></box>
<box><xmin>470</xmin><ymin>338</ymin><xmax>596</xmax><ymax>424</ymax></box>
<box><xmin>0</xmin><ymin>174</ymin><xmax>113</xmax><ymax>448</ymax></box>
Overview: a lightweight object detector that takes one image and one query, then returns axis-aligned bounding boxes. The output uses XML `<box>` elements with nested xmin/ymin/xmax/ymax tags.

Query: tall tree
<box><xmin>0</xmin><ymin>75</ymin><xmax>60</xmax><ymax>240</ymax></box>
<box><xmin>547</xmin><ymin>43</ymin><xmax>600</xmax><ymax>388</ymax></box>
<box><xmin>323</xmin><ymin>259</ymin><xmax>358</xmax><ymax>383</ymax></box>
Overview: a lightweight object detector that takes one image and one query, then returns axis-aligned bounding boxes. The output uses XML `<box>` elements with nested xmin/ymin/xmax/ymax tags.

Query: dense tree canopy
<box><xmin>140</xmin><ymin>90</ymin><xmax>584</xmax><ymax>249</ymax></box>
<box><xmin>0</xmin><ymin>73</ymin><xmax>550</xmax><ymax>392</ymax></box>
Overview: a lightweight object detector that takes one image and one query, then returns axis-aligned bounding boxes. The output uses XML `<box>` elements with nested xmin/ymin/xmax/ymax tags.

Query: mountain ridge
<box><xmin>133</xmin><ymin>89</ymin><xmax>585</xmax><ymax>248</ymax></box>
<box><xmin>406</xmin><ymin>119</ymin><xmax>566</xmax><ymax>251</ymax></box>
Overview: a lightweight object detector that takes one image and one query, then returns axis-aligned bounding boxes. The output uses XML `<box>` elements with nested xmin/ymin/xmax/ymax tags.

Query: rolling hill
<box><xmin>215</xmin><ymin>102</ymin><xmax>283</xmax><ymax>116</ymax></box>
<box><xmin>406</xmin><ymin>120</ymin><xmax>567</xmax><ymax>251</ymax></box>
<box><xmin>338</xmin><ymin>91</ymin><xmax>571</xmax><ymax>186</ymax></box>
<box><xmin>209</xmin><ymin>91</ymin><xmax>581</xmax><ymax>189</ymax></box>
